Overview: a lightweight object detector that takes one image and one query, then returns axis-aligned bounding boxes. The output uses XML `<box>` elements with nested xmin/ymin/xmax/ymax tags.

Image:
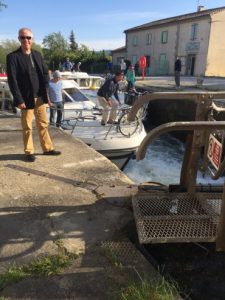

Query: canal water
<box><xmin>124</xmin><ymin>133</ymin><xmax>224</xmax><ymax>186</ymax></box>
<box><xmin>86</xmin><ymin>89</ymin><xmax>224</xmax><ymax>186</ymax></box>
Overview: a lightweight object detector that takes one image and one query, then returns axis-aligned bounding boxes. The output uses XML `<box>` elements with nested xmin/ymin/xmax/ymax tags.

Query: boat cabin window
<box><xmin>63</xmin><ymin>88</ymin><xmax>89</xmax><ymax>103</ymax></box>
<box><xmin>79</xmin><ymin>78</ymin><xmax>91</xmax><ymax>88</ymax></box>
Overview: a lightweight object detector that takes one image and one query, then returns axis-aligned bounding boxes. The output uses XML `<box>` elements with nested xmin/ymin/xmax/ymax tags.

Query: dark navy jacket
<box><xmin>97</xmin><ymin>77</ymin><xmax>119</xmax><ymax>101</ymax></box>
<box><xmin>6</xmin><ymin>47</ymin><xmax>49</xmax><ymax>108</ymax></box>
<box><xmin>174</xmin><ymin>59</ymin><xmax>181</xmax><ymax>72</ymax></box>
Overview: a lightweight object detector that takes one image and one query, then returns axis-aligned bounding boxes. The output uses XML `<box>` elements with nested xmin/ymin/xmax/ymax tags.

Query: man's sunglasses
<box><xmin>19</xmin><ymin>36</ymin><xmax>32</xmax><ymax>40</ymax></box>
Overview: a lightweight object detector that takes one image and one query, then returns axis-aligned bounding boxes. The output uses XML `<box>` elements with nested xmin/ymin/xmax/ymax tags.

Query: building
<box><xmin>111</xmin><ymin>46</ymin><xmax>126</xmax><ymax>68</ymax></box>
<box><xmin>113</xmin><ymin>6</ymin><xmax>225</xmax><ymax>77</ymax></box>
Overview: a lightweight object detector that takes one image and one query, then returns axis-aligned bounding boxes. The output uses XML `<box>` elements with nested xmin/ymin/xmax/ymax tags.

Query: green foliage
<box><xmin>0</xmin><ymin>252</ymin><xmax>78</xmax><ymax>291</ymax></box>
<box><xmin>119</xmin><ymin>274</ymin><xmax>179</xmax><ymax>300</ymax></box>
<box><xmin>0</xmin><ymin>267</ymin><xmax>27</xmax><ymax>291</ymax></box>
<box><xmin>0</xmin><ymin>1</ymin><xmax>7</xmax><ymax>9</ymax></box>
<box><xmin>69</xmin><ymin>30</ymin><xmax>78</xmax><ymax>51</ymax></box>
<box><xmin>0</xmin><ymin>30</ymin><xmax>111</xmax><ymax>73</ymax></box>
<box><xmin>43</xmin><ymin>32</ymin><xmax>69</xmax><ymax>52</ymax></box>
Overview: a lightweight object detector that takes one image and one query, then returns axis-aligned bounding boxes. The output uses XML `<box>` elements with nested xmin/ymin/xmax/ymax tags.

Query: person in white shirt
<box><xmin>120</xmin><ymin>58</ymin><xmax>127</xmax><ymax>74</ymax></box>
<box><xmin>49</xmin><ymin>70</ymin><xmax>63</xmax><ymax>127</ymax></box>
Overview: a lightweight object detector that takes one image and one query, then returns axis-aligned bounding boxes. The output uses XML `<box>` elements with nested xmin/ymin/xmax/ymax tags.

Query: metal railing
<box><xmin>49</xmin><ymin>105</ymin><xmax>143</xmax><ymax>140</ymax></box>
<box><xmin>130</xmin><ymin>91</ymin><xmax>225</xmax><ymax>250</ymax></box>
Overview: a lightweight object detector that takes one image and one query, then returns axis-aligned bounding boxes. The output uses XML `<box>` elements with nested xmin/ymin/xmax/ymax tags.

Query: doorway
<box><xmin>186</xmin><ymin>55</ymin><xmax>196</xmax><ymax>76</ymax></box>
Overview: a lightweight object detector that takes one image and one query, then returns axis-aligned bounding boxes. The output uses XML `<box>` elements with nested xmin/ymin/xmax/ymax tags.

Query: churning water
<box><xmin>85</xmin><ymin>89</ymin><xmax>224</xmax><ymax>186</ymax></box>
<box><xmin>123</xmin><ymin>133</ymin><xmax>224</xmax><ymax>186</ymax></box>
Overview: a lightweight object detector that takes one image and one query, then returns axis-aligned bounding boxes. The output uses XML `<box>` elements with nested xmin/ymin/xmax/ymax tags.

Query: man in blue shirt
<box><xmin>49</xmin><ymin>70</ymin><xmax>63</xmax><ymax>127</ymax></box>
<box><xmin>62</xmin><ymin>58</ymin><xmax>73</xmax><ymax>71</ymax></box>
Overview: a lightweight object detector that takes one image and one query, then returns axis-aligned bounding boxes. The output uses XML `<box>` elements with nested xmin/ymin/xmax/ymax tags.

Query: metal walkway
<box><xmin>130</xmin><ymin>91</ymin><xmax>225</xmax><ymax>251</ymax></box>
<box><xmin>133</xmin><ymin>191</ymin><xmax>221</xmax><ymax>244</ymax></box>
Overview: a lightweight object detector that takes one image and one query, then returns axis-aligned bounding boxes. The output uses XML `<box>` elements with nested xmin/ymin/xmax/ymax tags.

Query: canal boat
<box><xmin>59</xmin><ymin>71</ymin><xmax>104</xmax><ymax>90</ymax></box>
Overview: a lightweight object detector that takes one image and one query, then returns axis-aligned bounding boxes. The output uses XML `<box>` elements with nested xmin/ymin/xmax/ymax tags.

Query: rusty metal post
<box><xmin>216</xmin><ymin>180</ymin><xmax>225</xmax><ymax>252</ymax></box>
<box><xmin>185</xmin><ymin>95</ymin><xmax>212</xmax><ymax>194</ymax></box>
<box><xmin>180</xmin><ymin>134</ymin><xmax>193</xmax><ymax>188</ymax></box>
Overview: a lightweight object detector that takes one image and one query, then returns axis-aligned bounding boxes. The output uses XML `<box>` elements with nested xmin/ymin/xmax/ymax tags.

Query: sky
<box><xmin>0</xmin><ymin>0</ymin><xmax>225</xmax><ymax>51</ymax></box>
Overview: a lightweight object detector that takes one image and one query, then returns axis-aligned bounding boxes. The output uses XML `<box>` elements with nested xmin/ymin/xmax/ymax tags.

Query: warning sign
<box><xmin>207</xmin><ymin>134</ymin><xmax>222</xmax><ymax>170</ymax></box>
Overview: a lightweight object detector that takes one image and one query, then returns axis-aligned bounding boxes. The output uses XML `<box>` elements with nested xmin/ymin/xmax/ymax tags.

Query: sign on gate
<box><xmin>207</xmin><ymin>134</ymin><xmax>222</xmax><ymax>170</ymax></box>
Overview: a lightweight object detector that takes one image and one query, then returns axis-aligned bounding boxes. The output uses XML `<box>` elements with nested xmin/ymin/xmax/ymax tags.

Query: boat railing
<box><xmin>48</xmin><ymin>104</ymin><xmax>143</xmax><ymax>140</ymax></box>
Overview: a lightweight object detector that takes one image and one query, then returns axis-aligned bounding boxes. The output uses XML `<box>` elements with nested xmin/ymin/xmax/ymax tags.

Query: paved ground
<box><xmin>135</xmin><ymin>75</ymin><xmax>225</xmax><ymax>91</ymax></box>
<box><xmin>0</xmin><ymin>114</ymin><xmax>160</xmax><ymax>299</ymax></box>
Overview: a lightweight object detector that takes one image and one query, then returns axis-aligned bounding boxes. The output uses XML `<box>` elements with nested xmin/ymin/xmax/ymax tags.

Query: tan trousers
<box><xmin>21</xmin><ymin>98</ymin><xmax>54</xmax><ymax>154</ymax></box>
<box><xmin>97</xmin><ymin>96</ymin><xmax>119</xmax><ymax>123</ymax></box>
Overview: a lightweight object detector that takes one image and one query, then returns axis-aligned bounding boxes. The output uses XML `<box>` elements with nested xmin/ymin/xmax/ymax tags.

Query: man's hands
<box><xmin>108</xmin><ymin>98</ymin><xmax>120</xmax><ymax>107</ymax></box>
<box><xmin>108</xmin><ymin>99</ymin><xmax>113</xmax><ymax>107</ymax></box>
<box><xmin>18</xmin><ymin>103</ymin><xmax>26</xmax><ymax>109</ymax></box>
<box><xmin>48</xmin><ymin>99</ymin><xmax>53</xmax><ymax>107</ymax></box>
<box><xmin>18</xmin><ymin>99</ymin><xmax>53</xmax><ymax>109</ymax></box>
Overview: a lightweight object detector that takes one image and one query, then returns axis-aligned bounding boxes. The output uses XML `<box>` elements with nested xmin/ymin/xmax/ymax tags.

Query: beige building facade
<box><xmin>114</xmin><ymin>6</ymin><xmax>225</xmax><ymax>77</ymax></box>
<box><xmin>111</xmin><ymin>46</ymin><xmax>126</xmax><ymax>68</ymax></box>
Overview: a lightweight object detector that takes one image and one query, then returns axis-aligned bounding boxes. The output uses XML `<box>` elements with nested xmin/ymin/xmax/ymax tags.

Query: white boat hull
<box><xmin>65</xmin><ymin>117</ymin><xmax>146</xmax><ymax>169</ymax></box>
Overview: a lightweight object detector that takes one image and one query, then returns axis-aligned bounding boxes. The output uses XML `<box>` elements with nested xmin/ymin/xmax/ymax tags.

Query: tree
<box><xmin>69</xmin><ymin>30</ymin><xmax>78</xmax><ymax>51</ymax></box>
<box><xmin>42</xmin><ymin>32</ymin><xmax>69</xmax><ymax>69</ymax></box>
<box><xmin>43</xmin><ymin>32</ymin><xmax>69</xmax><ymax>53</ymax></box>
<box><xmin>0</xmin><ymin>1</ymin><xmax>7</xmax><ymax>9</ymax></box>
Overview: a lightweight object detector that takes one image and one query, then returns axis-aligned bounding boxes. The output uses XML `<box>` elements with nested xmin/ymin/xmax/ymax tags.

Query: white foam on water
<box><xmin>124</xmin><ymin>134</ymin><xmax>225</xmax><ymax>186</ymax></box>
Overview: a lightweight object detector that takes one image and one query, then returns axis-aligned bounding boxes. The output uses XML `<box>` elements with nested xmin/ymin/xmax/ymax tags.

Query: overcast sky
<box><xmin>0</xmin><ymin>0</ymin><xmax>225</xmax><ymax>50</ymax></box>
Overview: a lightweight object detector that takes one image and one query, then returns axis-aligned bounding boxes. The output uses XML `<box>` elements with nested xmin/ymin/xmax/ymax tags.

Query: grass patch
<box><xmin>0</xmin><ymin>240</ymin><xmax>78</xmax><ymax>291</ymax></box>
<box><xmin>118</xmin><ymin>273</ymin><xmax>179</xmax><ymax>300</ymax></box>
<box><xmin>101</xmin><ymin>246</ymin><xmax>123</xmax><ymax>268</ymax></box>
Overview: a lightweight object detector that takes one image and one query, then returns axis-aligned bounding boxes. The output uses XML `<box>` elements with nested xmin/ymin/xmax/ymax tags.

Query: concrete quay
<box><xmin>136</xmin><ymin>75</ymin><xmax>225</xmax><ymax>91</ymax></box>
<box><xmin>0</xmin><ymin>114</ymin><xmax>160</xmax><ymax>299</ymax></box>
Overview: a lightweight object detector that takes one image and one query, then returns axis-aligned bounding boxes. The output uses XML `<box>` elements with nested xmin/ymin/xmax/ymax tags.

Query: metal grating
<box><xmin>132</xmin><ymin>192</ymin><xmax>222</xmax><ymax>244</ymax></box>
<box><xmin>101</xmin><ymin>241</ymin><xmax>142</xmax><ymax>266</ymax></box>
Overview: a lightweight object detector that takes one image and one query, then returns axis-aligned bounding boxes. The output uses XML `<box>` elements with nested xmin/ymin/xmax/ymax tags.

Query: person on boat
<box><xmin>62</xmin><ymin>57</ymin><xmax>73</xmax><ymax>71</ymax></box>
<box><xmin>120</xmin><ymin>58</ymin><xmax>127</xmax><ymax>75</ymax></box>
<box><xmin>6</xmin><ymin>27</ymin><xmax>61</xmax><ymax>162</ymax></box>
<box><xmin>71</xmin><ymin>61</ymin><xmax>81</xmax><ymax>72</ymax></box>
<box><xmin>97</xmin><ymin>71</ymin><xmax>123</xmax><ymax>126</ymax></box>
<box><xmin>126</xmin><ymin>64</ymin><xmax>136</xmax><ymax>90</ymax></box>
<box><xmin>49</xmin><ymin>70</ymin><xmax>63</xmax><ymax>127</ymax></box>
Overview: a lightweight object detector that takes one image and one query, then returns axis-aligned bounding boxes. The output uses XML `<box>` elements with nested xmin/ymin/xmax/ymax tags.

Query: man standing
<box><xmin>120</xmin><ymin>59</ymin><xmax>127</xmax><ymax>74</ymax></box>
<box><xmin>97</xmin><ymin>71</ymin><xmax>123</xmax><ymax>126</ymax></box>
<box><xmin>62</xmin><ymin>57</ymin><xmax>73</xmax><ymax>71</ymax></box>
<box><xmin>174</xmin><ymin>56</ymin><xmax>182</xmax><ymax>88</ymax></box>
<box><xmin>7</xmin><ymin>27</ymin><xmax>61</xmax><ymax>162</ymax></box>
<box><xmin>49</xmin><ymin>70</ymin><xmax>63</xmax><ymax>127</ymax></box>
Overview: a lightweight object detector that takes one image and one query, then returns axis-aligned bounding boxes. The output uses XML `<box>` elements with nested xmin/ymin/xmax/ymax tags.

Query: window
<box><xmin>132</xmin><ymin>55</ymin><xmax>137</xmax><ymax>65</ymax></box>
<box><xmin>145</xmin><ymin>55</ymin><xmax>151</xmax><ymax>67</ymax></box>
<box><xmin>146</xmin><ymin>33</ymin><xmax>152</xmax><ymax>45</ymax></box>
<box><xmin>132</xmin><ymin>36</ymin><xmax>138</xmax><ymax>46</ymax></box>
<box><xmin>191</xmin><ymin>23</ymin><xmax>198</xmax><ymax>40</ymax></box>
<box><xmin>161</xmin><ymin>31</ymin><xmax>168</xmax><ymax>44</ymax></box>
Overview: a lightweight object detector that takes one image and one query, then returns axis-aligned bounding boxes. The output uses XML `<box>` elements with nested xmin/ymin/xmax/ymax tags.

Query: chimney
<box><xmin>198</xmin><ymin>5</ymin><xmax>205</xmax><ymax>12</ymax></box>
